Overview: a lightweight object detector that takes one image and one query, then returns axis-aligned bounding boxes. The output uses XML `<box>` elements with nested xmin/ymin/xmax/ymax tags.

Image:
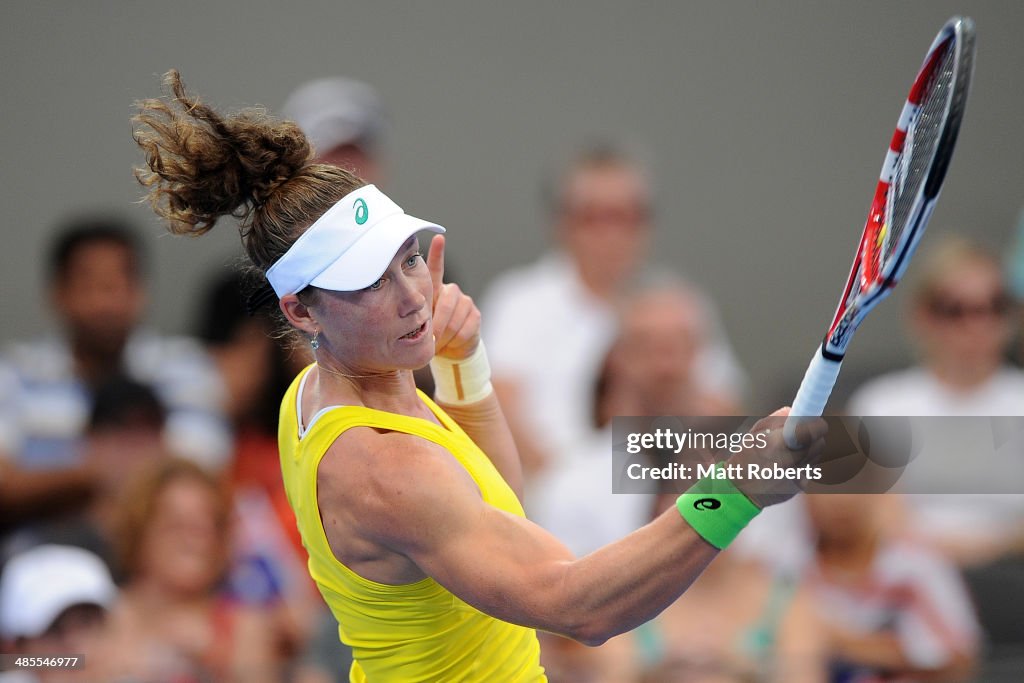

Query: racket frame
<box><xmin>784</xmin><ymin>16</ymin><xmax>975</xmax><ymax>445</ymax></box>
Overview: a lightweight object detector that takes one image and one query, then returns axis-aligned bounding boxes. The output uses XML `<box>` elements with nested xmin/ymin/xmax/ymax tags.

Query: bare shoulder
<box><xmin>317</xmin><ymin>426</ymin><xmax>483</xmax><ymax>554</ymax></box>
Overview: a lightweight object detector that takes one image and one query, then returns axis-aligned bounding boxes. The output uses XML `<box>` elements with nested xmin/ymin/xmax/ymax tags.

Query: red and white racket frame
<box><xmin>783</xmin><ymin>16</ymin><xmax>975</xmax><ymax>447</ymax></box>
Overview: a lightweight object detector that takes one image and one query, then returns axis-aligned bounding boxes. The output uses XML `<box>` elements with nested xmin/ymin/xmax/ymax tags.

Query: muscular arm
<box><xmin>395</xmin><ymin>236</ymin><xmax>825</xmax><ymax>643</ymax></box>
<box><xmin>433</xmin><ymin>500</ymin><xmax>718</xmax><ymax>646</ymax></box>
<box><xmin>324</xmin><ymin>430</ymin><xmax>719</xmax><ymax>646</ymax></box>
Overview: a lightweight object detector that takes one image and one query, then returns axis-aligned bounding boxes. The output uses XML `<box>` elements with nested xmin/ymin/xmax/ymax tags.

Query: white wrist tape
<box><xmin>430</xmin><ymin>341</ymin><xmax>493</xmax><ymax>405</ymax></box>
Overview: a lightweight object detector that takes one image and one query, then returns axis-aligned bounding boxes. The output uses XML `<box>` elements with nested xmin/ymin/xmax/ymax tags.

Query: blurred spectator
<box><xmin>631</xmin><ymin>490</ymin><xmax>826</xmax><ymax>683</ymax></box>
<box><xmin>196</xmin><ymin>268</ymin><xmax>321</xmax><ymax>659</ymax></box>
<box><xmin>532</xmin><ymin>280</ymin><xmax>735</xmax><ymax>557</ymax></box>
<box><xmin>842</xmin><ymin>236</ymin><xmax>1024</xmax><ymax>671</ymax></box>
<box><xmin>282</xmin><ymin>77</ymin><xmax>385</xmax><ymax>184</ymax></box>
<box><xmin>86</xmin><ymin>375</ymin><xmax>168</xmax><ymax>504</ymax></box>
<box><xmin>4</xmin><ymin>376</ymin><xmax>168</xmax><ymax>573</ymax></box>
<box><xmin>0</xmin><ymin>545</ymin><xmax>116</xmax><ymax>683</ymax></box>
<box><xmin>804</xmin><ymin>494</ymin><xmax>980</xmax><ymax>682</ymax></box>
<box><xmin>605</xmin><ymin>282</ymin><xmax>740</xmax><ymax>419</ymax></box>
<box><xmin>481</xmin><ymin>143</ymin><xmax>747</xmax><ymax>481</ymax></box>
<box><xmin>533</xmin><ymin>282</ymin><xmax>751</xmax><ymax>683</ymax></box>
<box><xmin>104</xmin><ymin>458</ymin><xmax>280</xmax><ymax>683</ymax></box>
<box><xmin>1006</xmin><ymin>208</ymin><xmax>1024</xmax><ymax>367</ymax></box>
<box><xmin>846</xmin><ymin>236</ymin><xmax>1024</xmax><ymax>565</ymax></box>
<box><xmin>0</xmin><ymin>216</ymin><xmax>230</xmax><ymax>532</ymax></box>
<box><xmin>195</xmin><ymin>269</ymin><xmax>303</xmax><ymax>547</ymax></box>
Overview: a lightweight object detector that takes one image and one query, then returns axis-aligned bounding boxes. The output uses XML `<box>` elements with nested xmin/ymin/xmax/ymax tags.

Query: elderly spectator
<box><xmin>481</xmin><ymin>144</ymin><xmax>746</xmax><ymax>482</ymax></box>
<box><xmin>532</xmin><ymin>279</ymin><xmax>737</xmax><ymax>557</ymax></box>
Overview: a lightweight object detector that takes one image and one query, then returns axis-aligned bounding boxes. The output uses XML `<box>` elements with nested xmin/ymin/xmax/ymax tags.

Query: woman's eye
<box><xmin>406</xmin><ymin>253</ymin><xmax>421</xmax><ymax>268</ymax></box>
<box><xmin>367</xmin><ymin>278</ymin><xmax>384</xmax><ymax>291</ymax></box>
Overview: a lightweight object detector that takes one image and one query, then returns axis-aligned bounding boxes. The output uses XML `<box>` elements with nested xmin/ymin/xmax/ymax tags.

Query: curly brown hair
<box><xmin>133</xmin><ymin>69</ymin><xmax>363</xmax><ymax>274</ymax></box>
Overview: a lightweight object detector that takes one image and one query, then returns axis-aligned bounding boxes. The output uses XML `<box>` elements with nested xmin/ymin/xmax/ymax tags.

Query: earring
<box><xmin>310</xmin><ymin>329</ymin><xmax>320</xmax><ymax>351</ymax></box>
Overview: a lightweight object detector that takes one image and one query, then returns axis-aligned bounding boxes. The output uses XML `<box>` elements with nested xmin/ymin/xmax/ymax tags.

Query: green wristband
<box><xmin>676</xmin><ymin>464</ymin><xmax>761</xmax><ymax>550</ymax></box>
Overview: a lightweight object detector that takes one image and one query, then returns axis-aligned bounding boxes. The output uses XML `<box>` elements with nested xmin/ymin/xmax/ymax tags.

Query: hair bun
<box><xmin>133</xmin><ymin>70</ymin><xmax>314</xmax><ymax>235</ymax></box>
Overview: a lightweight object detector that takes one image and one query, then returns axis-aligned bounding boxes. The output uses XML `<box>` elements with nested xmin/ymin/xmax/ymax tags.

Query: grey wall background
<box><xmin>2</xmin><ymin>1</ymin><xmax>1021</xmax><ymax>411</ymax></box>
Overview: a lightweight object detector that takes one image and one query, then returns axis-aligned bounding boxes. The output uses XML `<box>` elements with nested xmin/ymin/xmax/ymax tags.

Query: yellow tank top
<box><xmin>279</xmin><ymin>366</ymin><xmax>546</xmax><ymax>682</ymax></box>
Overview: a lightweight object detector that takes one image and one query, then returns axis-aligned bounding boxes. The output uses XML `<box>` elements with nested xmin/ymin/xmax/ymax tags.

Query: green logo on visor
<box><xmin>354</xmin><ymin>198</ymin><xmax>369</xmax><ymax>225</ymax></box>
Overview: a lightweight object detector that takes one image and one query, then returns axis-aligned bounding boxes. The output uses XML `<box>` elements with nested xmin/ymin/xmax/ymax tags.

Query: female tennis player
<box><xmin>133</xmin><ymin>70</ymin><xmax>825</xmax><ymax>683</ymax></box>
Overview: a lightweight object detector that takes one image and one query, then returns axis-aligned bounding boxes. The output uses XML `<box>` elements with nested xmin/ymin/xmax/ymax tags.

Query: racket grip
<box><xmin>783</xmin><ymin>346</ymin><xmax>842</xmax><ymax>448</ymax></box>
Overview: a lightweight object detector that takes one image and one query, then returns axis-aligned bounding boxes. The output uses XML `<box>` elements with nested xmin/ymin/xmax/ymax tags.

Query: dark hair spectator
<box><xmin>88</xmin><ymin>374</ymin><xmax>166</xmax><ymax>433</ymax></box>
<box><xmin>195</xmin><ymin>268</ymin><xmax>299</xmax><ymax>432</ymax></box>
<box><xmin>0</xmin><ymin>211</ymin><xmax>230</xmax><ymax>544</ymax></box>
<box><xmin>47</xmin><ymin>215</ymin><xmax>143</xmax><ymax>284</ymax></box>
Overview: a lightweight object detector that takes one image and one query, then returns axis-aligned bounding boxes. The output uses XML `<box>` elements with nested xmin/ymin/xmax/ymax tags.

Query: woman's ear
<box><xmin>280</xmin><ymin>294</ymin><xmax>317</xmax><ymax>336</ymax></box>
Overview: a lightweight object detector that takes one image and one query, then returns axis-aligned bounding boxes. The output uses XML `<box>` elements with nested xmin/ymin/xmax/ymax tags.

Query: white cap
<box><xmin>265</xmin><ymin>184</ymin><xmax>445</xmax><ymax>297</ymax></box>
<box><xmin>0</xmin><ymin>545</ymin><xmax>116</xmax><ymax>640</ymax></box>
<box><xmin>282</xmin><ymin>77</ymin><xmax>384</xmax><ymax>154</ymax></box>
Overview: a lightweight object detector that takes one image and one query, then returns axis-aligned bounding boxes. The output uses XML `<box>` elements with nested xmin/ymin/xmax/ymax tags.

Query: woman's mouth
<box><xmin>400</xmin><ymin>321</ymin><xmax>428</xmax><ymax>341</ymax></box>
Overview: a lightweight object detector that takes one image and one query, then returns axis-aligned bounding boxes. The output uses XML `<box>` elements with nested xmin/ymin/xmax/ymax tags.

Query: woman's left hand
<box><xmin>428</xmin><ymin>235</ymin><xmax>481</xmax><ymax>360</ymax></box>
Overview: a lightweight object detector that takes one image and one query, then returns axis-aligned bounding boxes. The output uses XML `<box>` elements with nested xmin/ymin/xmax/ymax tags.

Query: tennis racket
<box><xmin>783</xmin><ymin>16</ymin><xmax>976</xmax><ymax>448</ymax></box>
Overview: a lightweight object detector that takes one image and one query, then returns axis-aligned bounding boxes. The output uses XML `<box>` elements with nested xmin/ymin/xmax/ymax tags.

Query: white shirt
<box><xmin>846</xmin><ymin>365</ymin><xmax>1024</xmax><ymax>547</ymax></box>
<box><xmin>482</xmin><ymin>253</ymin><xmax>618</xmax><ymax>459</ymax></box>
<box><xmin>847</xmin><ymin>366</ymin><xmax>1024</xmax><ymax>416</ymax></box>
<box><xmin>0</xmin><ymin>331</ymin><xmax>231</xmax><ymax>471</ymax></box>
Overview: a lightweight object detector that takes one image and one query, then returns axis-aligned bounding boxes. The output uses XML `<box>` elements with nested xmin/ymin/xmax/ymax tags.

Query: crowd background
<box><xmin>2</xmin><ymin>0</ymin><xmax>1023</xmax><ymax>405</ymax></box>
<box><xmin>2</xmin><ymin>1</ymin><xmax>1024</xmax><ymax>682</ymax></box>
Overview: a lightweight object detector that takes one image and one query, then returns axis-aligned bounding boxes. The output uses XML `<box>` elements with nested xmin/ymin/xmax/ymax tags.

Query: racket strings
<box><xmin>883</xmin><ymin>43</ymin><xmax>958</xmax><ymax>267</ymax></box>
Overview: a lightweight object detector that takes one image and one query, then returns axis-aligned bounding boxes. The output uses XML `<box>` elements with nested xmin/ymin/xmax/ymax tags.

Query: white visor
<box><xmin>265</xmin><ymin>184</ymin><xmax>445</xmax><ymax>297</ymax></box>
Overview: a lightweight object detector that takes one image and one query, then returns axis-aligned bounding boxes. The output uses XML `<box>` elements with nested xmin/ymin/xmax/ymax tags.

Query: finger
<box><xmin>750</xmin><ymin>407</ymin><xmax>825</xmax><ymax>450</ymax></box>
<box><xmin>788</xmin><ymin>416</ymin><xmax>829</xmax><ymax>450</ymax></box>
<box><xmin>449</xmin><ymin>309</ymin><xmax>481</xmax><ymax>355</ymax></box>
<box><xmin>749</xmin><ymin>410</ymin><xmax>787</xmax><ymax>435</ymax></box>
<box><xmin>439</xmin><ymin>296</ymin><xmax>474</xmax><ymax>352</ymax></box>
<box><xmin>427</xmin><ymin>235</ymin><xmax>445</xmax><ymax>307</ymax></box>
<box><xmin>434</xmin><ymin>285</ymin><xmax>473</xmax><ymax>352</ymax></box>
<box><xmin>432</xmin><ymin>285</ymin><xmax>456</xmax><ymax>349</ymax></box>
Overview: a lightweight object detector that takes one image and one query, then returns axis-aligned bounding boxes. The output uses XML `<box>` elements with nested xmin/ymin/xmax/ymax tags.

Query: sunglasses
<box><xmin>926</xmin><ymin>292</ymin><xmax>1013</xmax><ymax>321</ymax></box>
<box><xmin>563</xmin><ymin>204</ymin><xmax>652</xmax><ymax>227</ymax></box>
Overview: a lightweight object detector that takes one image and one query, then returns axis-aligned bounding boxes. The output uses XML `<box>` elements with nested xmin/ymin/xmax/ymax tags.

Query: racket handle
<box><xmin>783</xmin><ymin>346</ymin><xmax>843</xmax><ymax>448</ymax></box>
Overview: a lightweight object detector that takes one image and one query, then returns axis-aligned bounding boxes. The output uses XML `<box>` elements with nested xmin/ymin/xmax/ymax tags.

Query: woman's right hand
<box><xmin>728</xmin><ymin>408</ymin><xmax>828</xmax><ymax>508</ymax></box>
